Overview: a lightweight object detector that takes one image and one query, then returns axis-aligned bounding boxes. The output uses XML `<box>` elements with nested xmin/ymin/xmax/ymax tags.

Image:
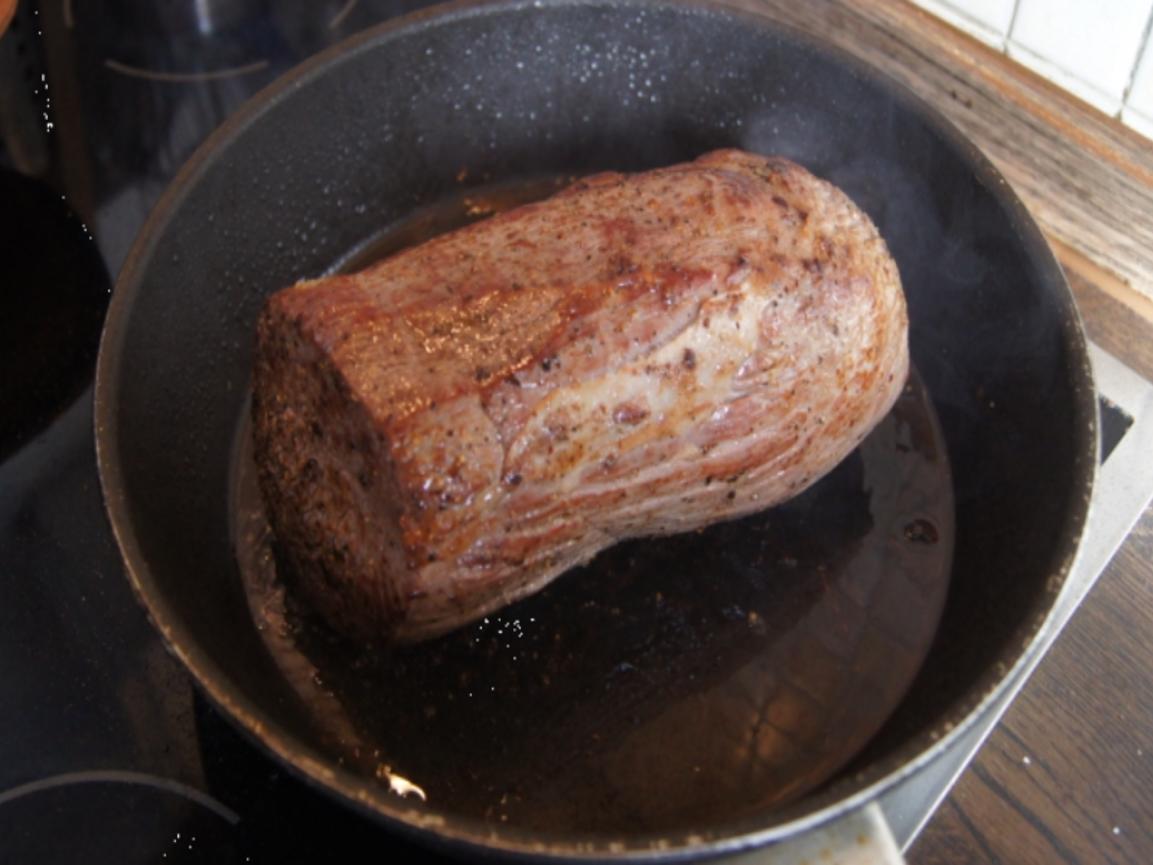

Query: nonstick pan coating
<box><xmin>95</xmin><ymin>0</ymin><xmax>1097</xmax><ymax>858</ymax></box>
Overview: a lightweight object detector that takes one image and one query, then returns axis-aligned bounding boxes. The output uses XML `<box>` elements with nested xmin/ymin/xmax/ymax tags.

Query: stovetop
<box><xmin>2</xmin><ymin>2</ymin><xmax>1153</xmax><ymax>862</ymax></box>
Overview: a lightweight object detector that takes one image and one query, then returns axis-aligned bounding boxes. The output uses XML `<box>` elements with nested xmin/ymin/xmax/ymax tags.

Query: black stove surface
<box><xmin>0</xmin><ymin>2</ymin><xmax>460</xmax><ymax>862</ymax></box>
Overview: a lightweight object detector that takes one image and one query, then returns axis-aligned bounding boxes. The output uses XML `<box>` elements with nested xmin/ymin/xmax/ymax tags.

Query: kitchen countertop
<box><xmin>736</xmin><ymin>2</ymin><xmax>1153</xmax><ymax>862</ymax></box>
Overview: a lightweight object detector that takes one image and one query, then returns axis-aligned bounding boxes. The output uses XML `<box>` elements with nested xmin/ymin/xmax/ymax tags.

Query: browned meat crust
<box><xmin>252</xmin><ymin>150</ymin><xmax>908</xmax><ymax>643</ymax></box>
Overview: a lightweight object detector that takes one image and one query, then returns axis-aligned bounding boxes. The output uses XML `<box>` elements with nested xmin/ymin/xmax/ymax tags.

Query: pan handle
<box><xmin>720</xmin><ymin>803</ymin><xmax>904</xmax><ymax>865</ymax></box>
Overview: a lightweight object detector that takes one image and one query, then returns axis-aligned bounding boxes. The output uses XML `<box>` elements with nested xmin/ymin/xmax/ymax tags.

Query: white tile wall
<box><xmin>1009</xmin><ymin>0</ymin><xmax>1152</xmax><ymax>115</ymax></box>
<box><xmin>912</xmin><ymin>0</ymin><xmax>1153</xmax><ymax>138</ymax></box>
<box><xmin>1124</xmin><ymin>36</ymin><xmax>1153</xmax><ymax>135</ymax></box>
<box><xmin>909</xmin><ymin>0</ymin><xmax>1016</xmax><ymax>47</ymax></box>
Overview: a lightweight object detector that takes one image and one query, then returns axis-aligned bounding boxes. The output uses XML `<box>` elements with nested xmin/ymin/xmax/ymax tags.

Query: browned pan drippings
<box><xmin>230</xmin><ymin>180</ymin><xmax>954</xmax><ymax>836</ymax></box>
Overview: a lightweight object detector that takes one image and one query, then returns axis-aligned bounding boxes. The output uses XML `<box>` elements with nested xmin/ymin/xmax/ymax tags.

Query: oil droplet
<box><xmin>904</xmin><ymin>518</ymin><xmax>939</xmax><ymax>544</ymax></box>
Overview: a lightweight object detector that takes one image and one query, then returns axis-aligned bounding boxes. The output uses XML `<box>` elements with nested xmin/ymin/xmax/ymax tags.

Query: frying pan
<box><xmin>94</xmin><ymin>0</ymin><xmax>1098</xmax><ymax>859</ymax></box>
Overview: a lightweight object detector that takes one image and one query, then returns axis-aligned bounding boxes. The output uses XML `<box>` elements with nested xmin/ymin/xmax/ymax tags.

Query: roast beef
<box><xmin>252</xmin><ymin>149</ymin><xmax>908</xmax><ymax>643</ymax></box>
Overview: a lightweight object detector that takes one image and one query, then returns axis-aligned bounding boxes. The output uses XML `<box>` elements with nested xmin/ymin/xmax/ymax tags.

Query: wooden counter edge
<box><xmin>735</xmin><ymin>0</ymin><xmax>1153</xmax><ymax>326</ymax></box>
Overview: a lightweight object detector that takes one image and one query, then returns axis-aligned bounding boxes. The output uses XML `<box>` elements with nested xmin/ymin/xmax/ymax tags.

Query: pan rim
<box><xmin>93</xmin><ymin>0</ymin><xmax>1099</xmax><ymax>859</ymax></box>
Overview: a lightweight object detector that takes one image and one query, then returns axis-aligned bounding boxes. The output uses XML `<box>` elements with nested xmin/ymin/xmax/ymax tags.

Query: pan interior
<box><xmin>229</xmin><ymin>179</ymin><xmax>954</xmax><ymax>836</ymax></box>
<box><xmin>99</xmin><ymin>0</ymin><xmax>1094</xmax><ymax>853</ymax></box>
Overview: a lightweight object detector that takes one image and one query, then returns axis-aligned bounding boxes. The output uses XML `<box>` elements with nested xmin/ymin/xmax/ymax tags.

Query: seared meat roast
<box><xmin>252</xmin><ymin>150</ymin><xmax>908</xmax><ymax>643</ymax></box>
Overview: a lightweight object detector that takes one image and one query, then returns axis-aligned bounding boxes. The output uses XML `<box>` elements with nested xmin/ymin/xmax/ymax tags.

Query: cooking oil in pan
<box><xmin>231</xmin><ymin>181</ymin><xmax>954</xmax><ymax>836</ymax></box>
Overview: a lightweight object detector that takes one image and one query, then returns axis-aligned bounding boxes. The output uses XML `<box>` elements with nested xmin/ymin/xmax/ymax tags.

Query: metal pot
<box><xmin>94</xmin><ymin>0</ymin><xmax>1097</xmax><ymax>860</ymax></box>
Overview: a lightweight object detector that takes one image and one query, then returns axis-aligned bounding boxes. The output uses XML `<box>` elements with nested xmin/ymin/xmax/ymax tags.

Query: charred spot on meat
<box><xmin>252</xmin><ymin>149</ymin><xmax>909</xmax><ymax>643</ymax></box>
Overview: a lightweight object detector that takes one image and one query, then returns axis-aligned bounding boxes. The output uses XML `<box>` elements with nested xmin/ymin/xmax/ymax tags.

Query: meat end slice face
<box><xmin>252</xmin><ymin>149</ymin><xmax>909</xmax><ymax>644</ymax></box>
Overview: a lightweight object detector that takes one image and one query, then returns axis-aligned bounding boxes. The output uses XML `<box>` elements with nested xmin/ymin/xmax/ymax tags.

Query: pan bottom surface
<box><xmin>228</xmin><ymin>181</ymin><xmax>954</xmax><ymax>837</ymax></box>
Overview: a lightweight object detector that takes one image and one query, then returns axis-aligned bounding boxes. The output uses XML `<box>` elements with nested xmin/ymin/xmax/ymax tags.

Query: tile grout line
<box><xmin>935</xmin><ymin>0</ymin><xmax>1153</xmax><ymax>128</ymax></box>
<box><xmin>929</xmin><ymin>0</ymin><xmax>1015</xmax><ymax>50</ymax></box>
<box><xmin>1120</xmin><ymin>4</ymin><xmax>1153</xmax><ymax>111</ymax></box>
<box><xmin>1004</xmin><ymin>0</ymin><xmax>1022</xmax><ymax>53</ymax></box>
